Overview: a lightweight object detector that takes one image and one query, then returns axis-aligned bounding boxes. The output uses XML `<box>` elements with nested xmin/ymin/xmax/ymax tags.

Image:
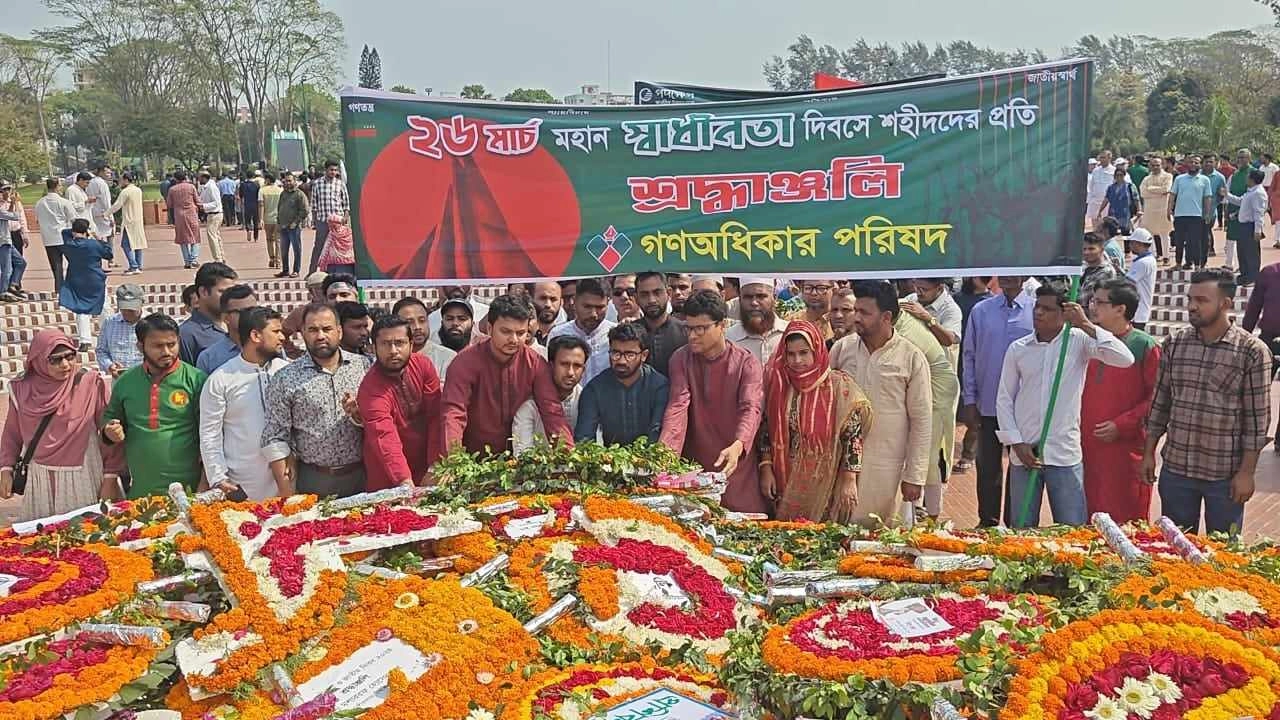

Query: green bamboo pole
<box><xmin>1014</xmin><ymin>275</ymin><xmax>1082</xmax><ymax>529</ymax></box>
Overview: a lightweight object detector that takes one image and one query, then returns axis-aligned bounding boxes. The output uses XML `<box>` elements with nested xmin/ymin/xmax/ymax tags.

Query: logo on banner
<box><xmin>586</xmin><ymin>225</ymin><xmax>633</xmax><ymax>272</ymax></box>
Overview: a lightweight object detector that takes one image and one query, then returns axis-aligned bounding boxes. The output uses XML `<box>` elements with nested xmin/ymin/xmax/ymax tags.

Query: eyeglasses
<box><xmin>609</xmin><ymin>349</ymin><xmax>642</xmax><ymax>360</ymax></box>
<box><xmin>686</xmin><ymin>321</ymin><xmax>720</xmax><ymax>336</ymax></box>
<box><xmin>801</xmin><ymin>285</ymin><xmax>834</xmax><ymax>294</ymax></box>
<box><xmin>48</xmin><ymin>352</ymin><xmax>79</xmax><ymax>365</ymax></box>
<box><xmin>612</xmin><ymin>288</ymin><xmax>636</xmax><ymax>298</ymax></box>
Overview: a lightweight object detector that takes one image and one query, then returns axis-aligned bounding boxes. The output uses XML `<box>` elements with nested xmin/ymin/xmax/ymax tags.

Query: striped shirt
<box><xmin>1146</xmin><ymin>324</ymin><xmax>1273</xmax><ymax>481</ymax></box>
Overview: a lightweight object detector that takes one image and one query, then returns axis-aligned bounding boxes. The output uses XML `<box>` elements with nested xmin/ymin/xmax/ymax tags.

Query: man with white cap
<box><xmin>97</xmin><ymin>284</ymin><xmax>147</xmax><ymax>376</ymax></box>
<box><xmin>1087</xmin><ymin>152</ymin><xmax>1115</xmax><ymax>226</ymax></box>
<box><xmin>1125</xmin><ymin>228</ymin><xmax>1157</xmax><ymax>330</ymax></box>
<box><xmin>726</xmin><ymin>276</ymin><xmax>788</xmax><ymax>364</ymax></box>
<box><xmin>694</xmin><ymin>275</ymin><xmax>735</xmax><ymax>327</ymax></box>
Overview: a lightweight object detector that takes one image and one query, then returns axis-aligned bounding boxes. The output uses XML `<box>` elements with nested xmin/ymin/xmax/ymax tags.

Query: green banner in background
<box><xmin>342</xmin><ymin>60</ymin><xmax>1092</xmax><ymax>283</ymax></box>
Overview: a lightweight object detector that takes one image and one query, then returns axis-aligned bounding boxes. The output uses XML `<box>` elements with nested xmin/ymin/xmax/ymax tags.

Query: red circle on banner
<box><xmin>359</xmin><ymin>127</ymin><xmax>581</xmax><ymax>279</ymax></box>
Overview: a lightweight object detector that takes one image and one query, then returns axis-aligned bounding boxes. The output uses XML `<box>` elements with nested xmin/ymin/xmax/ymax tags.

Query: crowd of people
<box><xmin>0</xmin><ymin>246</ymin><xmax>1272</xmax><ymax>537</ymax></box>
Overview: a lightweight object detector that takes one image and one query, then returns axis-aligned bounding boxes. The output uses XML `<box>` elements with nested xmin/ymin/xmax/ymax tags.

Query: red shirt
<box><xmin>442</xmin><ymin>339</ymin><xmax>572</xmax><ymax>454</ymax></box>
<box><xmin>357</xmin><ymin>353</ymin><xmax>442</xmax><ymax>490</ymax></box>
<box><xmin>1219</xmin><ymin>162</ymin><xmax>1236</xmax><ymax>180</ymax></box>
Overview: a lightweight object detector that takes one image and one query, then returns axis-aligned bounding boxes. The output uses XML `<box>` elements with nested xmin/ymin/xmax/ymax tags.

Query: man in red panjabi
<box><xmin>1080</xmin><ymin>279</ymin><xmax>1161</xmax><ymax>522</ymax></box>
<box><xmin>357</xmin><ymin>315</ymin><xmax>443</xmax><ymax>489</ymax></box>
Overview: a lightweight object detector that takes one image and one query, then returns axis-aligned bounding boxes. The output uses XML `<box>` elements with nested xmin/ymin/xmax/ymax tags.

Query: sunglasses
<box><xmin>48</xmin><ymin>352</ymin><xmax>79</xmax><ymax>365</ymax></box>
<box><xmin>612</xmin><ymin>288</ymin><xmax>636</xmax><ymax>298</ymax></box>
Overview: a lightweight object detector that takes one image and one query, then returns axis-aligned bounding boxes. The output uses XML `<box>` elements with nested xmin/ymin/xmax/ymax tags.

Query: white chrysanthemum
<box><xmin>465</xmin><ymin>710</ymin><xmax>495</xmax><ymax>720</ymax></box>
<box><xmin>1146</xmin><ymin>672</ymin><xmax>1182</xmax><ymax>704</ymax></box>
<box><xmin>1084</xmin><ymin>697</ymin><xmax>1126</xmax><ymax>720</ymax></box>
<box><xmin>1115</xmin><ymin>676</ymin><xmax>1160</xmax><ymax>719</ymax></box>
<box><xmin>1186</xmin><ymin>587</ymin><xmax>1265</xmax><ymax>622</ymax></box>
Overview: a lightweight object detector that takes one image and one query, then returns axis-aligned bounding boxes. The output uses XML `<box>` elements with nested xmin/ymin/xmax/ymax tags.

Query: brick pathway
<box><xmin>0</xmin><ymin>224</ymin><xmax>1276</xmax><ymax>539</ymax></box>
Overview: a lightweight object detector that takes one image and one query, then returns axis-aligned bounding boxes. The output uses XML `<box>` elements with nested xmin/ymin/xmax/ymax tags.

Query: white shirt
<box><xmin>1226</xmin><ymin>184</ymin><xmax>1269</xmax><ymax>231</ymax></box>
<box><xmin>199</xmin><ymin>354</ymin><xmax>290</xmax><ymax>500</ymax></box>
<box><xmin>1088</xmin><ymin>164</ymin><xmax>1116</xmax><ymax>201</ymax></box>
<box><xmin>428</xmin><ymin>298</ymin><xmax>490</xmax><ymax>337</ymax></box>
<box><xmin>198</xmin><ymin>180</ymin><xmax>222</xmax><ymax>214</ymax></box>
<box><xmin>725</xmin><ymin>315</ymin><xmax>788</xmax><ymax>364</ymax></box>
<box><xmin>65</xmin><ymin>184</ymin><xmax>92</xmax><ymax>222</ymax></box>
<box><xmin>1263</xmin><ymin>162</ymin><xmax>1280</xmax><ymax>188</ymax></box>
<box><xmin>547</xmin><ymin>318</ymin><xmax>616</xmax><ymax>385</ymax></box>
<box><xmin>417</xmin><ymin>342</ymin><xmax>457</xmax><ymax>381</ymax></box>
<box><xmin>34</xmin><ymin>193</ymin><xmax>75</xmax><ymax>247</ymax></box>
<box><xmin>511</xmin><ymin>385</ymin><xmax>581</xmax><ymax>454</ymax></box>
<box><xmin>995</xmin><ymin>326</ymin><xmax>1134</xmax><ymax>467</ymax></box>
<box><xmin>87</xmin><ymin>176</ymin><xmax>112</xmax><ymax>220</ymax></box>
<box><xmin>1125</xmin><ymin>252</ymin><xmax>1157</xmax><ymax>324</ymax></box>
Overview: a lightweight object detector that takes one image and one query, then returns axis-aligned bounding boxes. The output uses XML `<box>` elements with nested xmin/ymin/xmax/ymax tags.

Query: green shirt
<box><xmin>103</xmin><ymin>361</ymin><xmax>208</xmax><ymax>497</ymax></box>
<box><xmin>1127</xmin><ymin>164</ymin><xmax>1148</xmax><ymax>189</ymax></box>
<box><xmin>261</xmin><ymin>185</ymin><xmax>283</xmax><ymax>225</ymax></box>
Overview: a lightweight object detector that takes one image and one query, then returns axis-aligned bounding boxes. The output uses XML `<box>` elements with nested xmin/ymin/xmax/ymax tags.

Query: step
<box><xmin>1153</xmin><ymin>280</ymin><xmax>1251</xmax><ymax>298</ymax></box>
<box><xmin>1151</xmin><ymin>293</ymin><xmax>1250</xmax><ymax>311</ymax></box>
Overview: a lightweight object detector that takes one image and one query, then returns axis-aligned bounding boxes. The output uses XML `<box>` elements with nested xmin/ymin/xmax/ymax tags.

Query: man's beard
<box><xmin>742</xmin><ymin>309</ymin><xmax>774</xmax><ymax>334</ymax></box>
<box><xmin>439</xmin><ymin>329</ymin><xmax>468</xmax><ymax>352</ymax></box>
<box><xmin>536</xmin><ymin>307</ymin><xmax>558</xmax><ymax>324</ymax></box>
<box><xmin>642</xmin><ymin>304</ymin><xmax>665</xmax><ymax>321</ymax></box>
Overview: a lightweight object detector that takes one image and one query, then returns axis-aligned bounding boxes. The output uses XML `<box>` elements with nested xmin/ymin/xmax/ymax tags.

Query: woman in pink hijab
<box><xmin>316</xmin><ymin>214</ymin><xmax>355</xmax><ymax>275</ymax></box>
<box><xmin>0</xmin><ymin>330</ymin><xmax>121</xmax><ymax>520</ymax></box>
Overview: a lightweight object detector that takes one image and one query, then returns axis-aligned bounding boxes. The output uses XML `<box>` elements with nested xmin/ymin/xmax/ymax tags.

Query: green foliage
<box><xmin>503</xmin><ymin>88</ymin><xmax>557</xmax><ymax>104</ymax></box>
<box><xmin>358</xmin><ymin>45</ymin><xmax>382</xmax><ymax>90</ymax></box>
<box><xmin>461</xmin><ymin>84</ymin><xmax>493</xmax><ymax>100</ymax></box>
<box><xmin>1145</xmin><ymin>71</ymin><xmax>1211</xmax><ymax>148</ymax></box>
<box><xmin>389</xmin><ymin>84</ymin><xmax>416</xmax><ymax>94</ymax></box>
<box><xmin>0</xmin><ymin>104</ymin><xmax>49</xmax><ymax>182</ymax></box>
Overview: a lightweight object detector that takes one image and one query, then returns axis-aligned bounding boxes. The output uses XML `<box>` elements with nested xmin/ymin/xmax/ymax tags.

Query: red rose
<box><xmin>1148</xmin><ymin>649</ymin><xmax>1178</xmax><ymax>675</ymax></box>
<box><xmin>1176</xmin><ymin>656</ymin><xmax>1205</xmax><ymax>683</ymax></box>
<box><xmin>1059</xmin><ymin>712</ymin><xmax>1087</xmax><ymax>720</ymax></box>
<box><xmin>1269</xmin><ymin>700</ymin><xmax>1280</xmax><ymax>720</ymax></box>
<box><xmin>1195</xmin><ymin>673</ymin><xmax>1228</xmax><ymax>697</ymax></box>
<box><xmin>1064</xmin><ymin>682</ymin><xmax>1100</xmax><ymax>711</ymax></box>
<box><xmin>1116</xmin><ymin>652</ymin><xmax>1151</xmax><ymax>680</ymax></box>
<box><xmin>1151</xmin><ymin>706</ymin><xmax>1181</xmax><ymax>720</ymax></box>
<box><xmin>1221</xmin><ymin>662</ymin><xmax>1250</xmax><ymax>689</ymax></box>
<box><xmin>1093</xmin><ymin>666</ymin><xmax>1127</xmax><ymax>693</ymax></box>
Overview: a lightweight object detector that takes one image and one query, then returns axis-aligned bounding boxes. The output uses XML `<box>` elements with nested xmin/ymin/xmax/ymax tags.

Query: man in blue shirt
<box><xmin>961</xmin><ymin>276</ymin><xmax>1035</xmax><ymax>526</ymax></box>
<box><xmin>1203</xmin><ymin>153</ymin><xmax>1227</xmax><ymax>258</ymax></box>
<box><xmin>575</xmin><ymin>322</ymin><xmax>670</xmax><ymax>446</ymax></box>
<box><xmin>217</xmin><ymin>173</ymin><xmax>239</xmax><ymax>226</ymax></box>
<box><xmin>96</xmin><ymin>283</ymin><xmax>146</xmax><ymax>377</ymax></box>
<box><xmin>1168</xmin><ymin>155</ymin><xmax>1215</xmax><ymax>271</ymax></box>
<box><xmin>179</xmin><ymin>262</ymin><xmax>238</xmax><ymax>365</ymax></box>
<box><xmin>196</xmin><ymin>284</ymin><xmax>258</xmax><ymax>373</ymax></box>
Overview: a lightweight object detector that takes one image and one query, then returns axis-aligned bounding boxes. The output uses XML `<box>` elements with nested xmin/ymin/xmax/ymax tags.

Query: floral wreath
<box><xmin>762</xmin><ymin>592</ymin><xmax>1048</xmax><ymax>686</ymax></box>
<box><xmin>503</xmin><ymin>661</ymin><xmax>731</xmax><ymax>719</ymax></box>
<box><xmin>1002</xmin><ymin>609</ymin><xmax>1280</xmax><ymax>720</ymax></box>
<box><xmin>1112</xmin><ymin>560</ymin><xmax>1280</xmax><ymax>645</ymax></box>
<box><xmin>909</xmin><ymin>528</ymin><xmax>1100</xmax><ymax>567</ymax></box>
<box><xmin>481</xmin><ymin>493</ymin><xmax>579</xmax><ymax>542</ymax></box>
<box><xmin>0</xmin><ymin>542</ymin><xmax>153</xmax><ymax>646</ymax></box>
<box><xmin>0</xmin><ymin>630</ymin><xmax>168</xmax><ymax>720</ymax></box>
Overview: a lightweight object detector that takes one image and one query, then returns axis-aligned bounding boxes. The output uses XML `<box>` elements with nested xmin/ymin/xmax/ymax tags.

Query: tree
<box><xmin>0</xmin><ymin>103</ymin><xmax>46</xmax><ymax>181</ymax></box>
<box><xmin>359</xmin><ymin>44</ymin><xmax>381</xmax><ymax>89</ymax></box>
<box><xmin>0</xmin><ymin>35</ymin><xmax>65</xmax><ymax>176</ymax></box>
<box><xmin>1267</xmin><ymin>95</ymin><xmax>1280</xmax><ymax>126</ymax></box>
<box><xmin>762</xmin><ymin>35</ymin><xmax>842</xmax><ymax>90</ymax></box>
<box><xmin>389</xmin><ymin>84</ymin><xmax>416</xmax><ymax>94</ymax></box>
<box><xmin>461</xmin><ymin>84</ymin><xmax>493</xmax><ymax>100</ymax></box>
<box><xmin>503</xmin><ymin>88</ymin><xmax>556</xmax><ymax>103</ymax></box>
<box><xmin>1145</xmin><ymin>71</ymin><xmax>1210</xmax><ymax>147</ymax></box>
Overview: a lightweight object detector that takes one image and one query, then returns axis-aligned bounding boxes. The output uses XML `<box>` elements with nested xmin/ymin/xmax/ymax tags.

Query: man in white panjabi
<box><xmin>829</xmin><ymin>280</ymin><xmax>933</xmax><ymax>527</ymax></box>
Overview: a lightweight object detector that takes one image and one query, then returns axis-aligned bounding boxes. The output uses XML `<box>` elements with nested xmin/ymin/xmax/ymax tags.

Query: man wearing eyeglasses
<box><xmin>783</xmin><ymin>279</ymin><xmax>836</xmax><ymax>341</ymax></box>
<box><xmin>610</xmin><ymin>274</ymin><xmax>642</xmax><ymax>323</ymax></box>
<box><xmin>575</xmin><ymin>322</ymin><xmax>669</xmax><ymax>445</ymax></box>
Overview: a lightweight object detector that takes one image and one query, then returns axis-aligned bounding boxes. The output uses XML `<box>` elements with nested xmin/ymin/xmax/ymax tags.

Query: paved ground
<box><xmin>2</xmin><ymin>224</ymin><xmax>1277</xmax><ymax>538</ymax></box>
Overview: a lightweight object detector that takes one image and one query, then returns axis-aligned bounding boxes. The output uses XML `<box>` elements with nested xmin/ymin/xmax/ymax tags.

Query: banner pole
<box><xmin>1014</xmin><ymin>274</ymin><xmax>1081</xmax><ymax>529</ymax></box>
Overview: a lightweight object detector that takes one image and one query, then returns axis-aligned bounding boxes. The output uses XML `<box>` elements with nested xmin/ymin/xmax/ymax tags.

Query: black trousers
<box><xmin>1174</xmin><ymin>216</ymin><xmax>1206</xmax><ymax>266</ymax></box>
<box><xmin>976</xmin><ymin>415</ymin><xmax>1009</xmax><ymax>527</ymax></box>
<box><xmin>1238</xmin><ymin>234</ymin><xmax>1262</xmax><ymax>284</ymax></box>
<box><xmin>45</xmin><ymin>245</ymin><xmax>64</xmax><ymax>293</ymax></box>
<box><xmin>221</xmin><ymin>194</ymin><xmax>237</xmax><ymax>225</ymax></box>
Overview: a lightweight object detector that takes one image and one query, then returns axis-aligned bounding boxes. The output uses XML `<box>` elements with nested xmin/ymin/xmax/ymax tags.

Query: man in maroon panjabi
<box><xmin>660</xmin><ymin>290</ymin><xmax>768</xmax><ymax>514</ymax></box>
<box><xmin>443</xmin><ymin>295</ymin><xmax>572</xmax><ymax>454</ymax></box>
<box><xmin>358</xmin><ymin>315</ymin><xmax>443</xmax><ymax>490</ymax></box>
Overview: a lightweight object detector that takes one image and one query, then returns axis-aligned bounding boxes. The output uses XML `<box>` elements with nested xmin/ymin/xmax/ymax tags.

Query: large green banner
<box><xmin>342</xmin><ymin>60</ymin><xmax>1092</xmax><ymax>283</ymax></box>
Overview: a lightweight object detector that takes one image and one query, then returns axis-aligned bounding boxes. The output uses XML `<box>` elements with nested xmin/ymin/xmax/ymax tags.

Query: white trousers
<box><xmin>75</xmin><ymin>313</ymin><xmax>93</xmax><ymax>344</ymax></box>
<box><xmin>1225</xmin><ymin>239</ymin><xmax>1237</xmax><ymax>269</ymax></box>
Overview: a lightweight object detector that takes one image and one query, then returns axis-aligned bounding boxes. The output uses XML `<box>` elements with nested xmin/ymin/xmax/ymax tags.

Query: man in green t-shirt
<box><xmin>102</xmin><ymin>313</ymin><xmax>208</xmax><ymax>497</ymax></box>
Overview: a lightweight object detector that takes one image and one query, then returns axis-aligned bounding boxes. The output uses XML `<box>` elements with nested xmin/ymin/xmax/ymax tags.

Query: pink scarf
<box><xmin>318</xmin><ymin>214</ymin><xmax>355</xmax><ymax>269</ymax></box>
<box><xmin>10</xmin><ymin>330</ymin><xmax>107</xmax><ymax>466</ymax></box>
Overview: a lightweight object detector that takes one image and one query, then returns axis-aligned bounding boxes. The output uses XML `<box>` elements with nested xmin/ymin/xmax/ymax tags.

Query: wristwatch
<box><xmin>926</xmin><ymin>317</ymin><xmax>938</xmax><ymax>328</ymax></box>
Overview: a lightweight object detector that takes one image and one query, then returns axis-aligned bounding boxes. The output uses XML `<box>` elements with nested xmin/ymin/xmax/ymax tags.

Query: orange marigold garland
<box><xmin>1113</xmin><ymin>560</ymin><xmax>1280</xmax><ymax>645</ymax></box>
<box><xmin>0</xmin><ymin>542</ymin><xmax>153</xmax><ymax>646</ymax></box>
<box><xmin>837</xmin><ymin>552</ymin><xmax>990</xmax><ymax>584</ymax></box>
<box><xmin>762</xmin><ymin>593</ymin><xmax>1047</xmax><ymax>686</ymax></box>
<box><xmin>1002</xmin><ymin>609</ymin><xmax>1280</xmax><ymax>720</ymax></box>
<box><xmin>502</xmin><ymin>661</ymin><xmax>731</xmax><ymax>719</ymax></box>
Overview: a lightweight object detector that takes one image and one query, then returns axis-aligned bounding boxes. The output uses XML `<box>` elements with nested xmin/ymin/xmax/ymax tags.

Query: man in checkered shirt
<box><xmin>307</xmin><ymin>159</ymin><xmax>349</xmax><ymax>275</ymax></box>
<box><xmin>1142</xmin><ymin>267</ymin><xmax>1273</xmax><ymax>536</ymax></box>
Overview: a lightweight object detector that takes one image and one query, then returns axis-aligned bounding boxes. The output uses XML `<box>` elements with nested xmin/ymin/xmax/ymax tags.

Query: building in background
<box><xmin>562</xmin><ymin>84</ymin><xmax>630</xmax><ymax>106</ymax></box>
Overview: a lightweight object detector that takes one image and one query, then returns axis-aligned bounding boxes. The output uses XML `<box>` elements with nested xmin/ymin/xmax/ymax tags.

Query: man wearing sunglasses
<box><xmin>609</xmin><ymin>274</ymin><xmax>642</xmax><ymax>323</ymax></box>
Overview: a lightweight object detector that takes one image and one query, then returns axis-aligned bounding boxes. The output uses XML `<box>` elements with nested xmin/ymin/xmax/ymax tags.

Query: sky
<box><xmin>4</xmin><ymin>0</ymin><xmax>1277</xmax><ymax>98</ymax></box>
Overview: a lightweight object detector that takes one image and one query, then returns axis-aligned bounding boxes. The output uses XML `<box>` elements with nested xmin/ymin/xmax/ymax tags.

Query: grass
<box><xmin>16</xmin><ymin>182</ymin><xmax>164</xmax><ymax>205</ymax></box>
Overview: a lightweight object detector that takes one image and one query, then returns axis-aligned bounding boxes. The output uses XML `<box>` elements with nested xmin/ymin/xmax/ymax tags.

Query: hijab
<box><xmin>763</xmin><ymin>320</ymin><xmax>836</xmax><ymax>488</ymax></box>
<box><xmin>318</xmin><ymin>214</ymin><xmax>355</xmax><ymax>269</ymax></box>
<box><xmin>9</xmin><ymin>330</ymin><xmax>106</xmax><ymax>466</ymax></box>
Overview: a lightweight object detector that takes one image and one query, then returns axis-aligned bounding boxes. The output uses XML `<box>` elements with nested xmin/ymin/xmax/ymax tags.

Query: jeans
<box><xmin>976</xmin><ymin>416</ymin><xmax>1008</xmax><ymax>527</ymax></box>
<box><xmin>0</xmin><ymin>244</ymin><xmax>28</xmax><ymax>292</ymax></box>
<box><xmin>180</xmin><ymin>243</ymin><xmax>199</xmax><ymax>265</ymax></box>
<box><xmin>1006</xmin><ymin>463</ymin><xmax>1087</xmax><ymax>528</ymax></box>
<box><xmin>44</xmin><ymin>245</ymin><xmax>64</xmax><ymax>293</ymax></box>
<box><xmin>120</xmin><ymin>230</ymin><xmax>143</xmax><ymax>271</ymax></box>
<box><xmin>281</xmin><ymin>227</ymin><xmax>303</xmax><ymax>274</ymax></box>
<box><xmin>1159</xmin><ymin>467</ymin><xmax>1244</xmax><ymax>536</ymax></box>
<box><xmin>308</xmin><ymin>222</ymin><xmax>329</xmax><ymax>274</ymax></box>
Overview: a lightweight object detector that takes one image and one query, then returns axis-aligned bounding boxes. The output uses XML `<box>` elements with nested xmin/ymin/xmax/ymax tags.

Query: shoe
<box><xmin>1222</xmin><ymin>265</ymin><xmax>1235</xmax><ymax>272</ymax></box>
<box><xmin>289</xmin><ymin>272</ymin><xmax>299</xmax><ymax>278</ymax></box>
<box><xmin>1181</xmin><ymin>263</ymin><xmax>1193</xmax><ymax>270</ymax></box>
<box><xmin>0</xmin><ymin>293</ymin><xmax>17</xmax><ymax>303</ymax></box>
<box><xmin>274</xmin><ymin>271</ymin><xmax>289</xmax><ymax>278</ymax></box>
<box><xmin>1272</xmin><ymin>242</ymin><xmax>1280</xmax><ymax>249</ymax></box>
<box><xmin>1208</xmin><ymin>250</ymin><xmax>1217</xmax><ymax>257</ymax></box>
<box><xmin>77</xmin><ymin>343</ymin><xmax>91</xmax><ymax>353</ymax></box>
